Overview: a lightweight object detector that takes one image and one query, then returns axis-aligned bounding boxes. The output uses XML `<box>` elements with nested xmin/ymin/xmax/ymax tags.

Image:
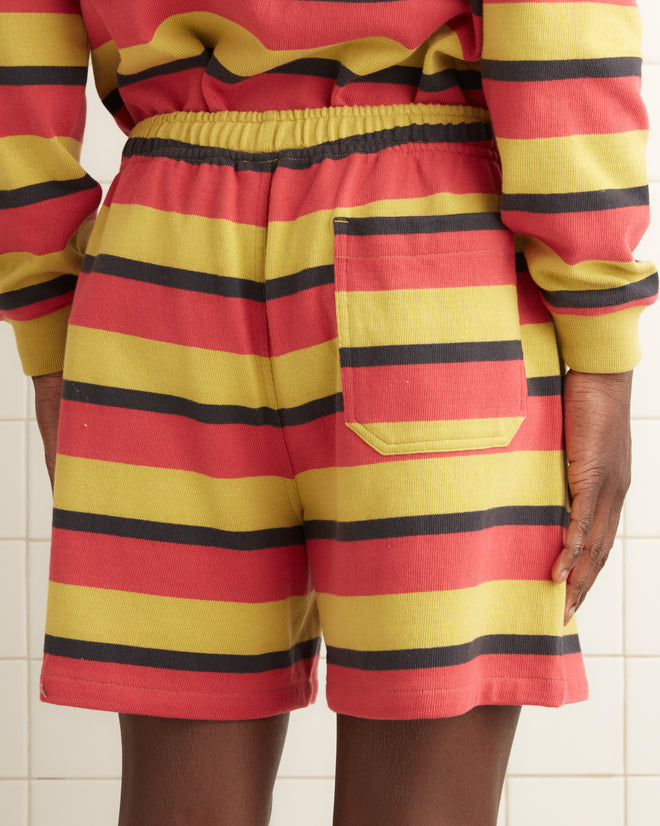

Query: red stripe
<box><xmin>267</xmin><ymin>284</ymin><xmax>336</xmax><ymax>355</ymax></box>
<box><xmin>41</xmin><ymin>655</ymin><xmax>318</xmax><ymax>720</ymax></box>
<box><xmin>327</xmin><ymin>651</ymin><xmax>589</xmax><ymax>718</ymax></box>
<box><xmin>50</xmin><ymin>527</ymin><xmax>308</xmax><ymax>601</ymax></box>
<box><xmin>284</xmin><ymin>394</ymin><xmax>563</xmax><ymax>473</ymax></box>
<box><xmin>0</xmin><ymin>1</ymin><xmax>81</xmax><ymax>11</ymax></box>
<box><xmin>335</xmin><ymin>245</ymin><xmax>515</xmax><ymax>291</ymax></box>
<box><xmin>0</xmin><ymin>86</ymin><xmax>84</xmax><ymax>138</ymax></box>
<box><xmin>502</xmin><ymin>205</ymin><xmax>649</xmax><ymax>265</ymax></box>
<box><xmin>0</xmin><ymin>194</ymin><xmax>100</xmax><ymax>256</ymax></box>
<box><xmin>270</xmin><ymin>146</ymin><xmax>501</xmax><ymax>223</ymax></box>
<box><xmin>309</xmin><ymin>524</ymin><xmax>563</xmax><ymax>596</ymax></box>
<box><xmin>517</xmin><ymin>271</ymin><xmax>553</xmax><ymax>325</ymax></box>
<box><xmin>108</xmin><ymin>0</ymin><xmax>464</xmax><ymax>49</ymax></box>
<box><xmin>337</xmin><ymin>228</ymin><xmax>511</xmax><ymax>261</ymax></box>
<box><xmin>484</xmin><ymin>76</ymin><xmax>647</xmax><ymax>140</ymax></box>
<box><xmin>57</xmin><ymin>400</ymin><xmax>289</xmax><ymax>479</ymax></box>
<box><xmin>69</xmin><ymin>273</ymin><xmax>268</xmax><ymax>354</ymax></box>
<box><xmin>342</xmin><ymin>360</ymin><xmax>526</xmax><ymax>424</ymax></box>
<box><xmin>116</xmin><ymin>155</ymin><xmax>270</xmax><ymax>225</ymax></box>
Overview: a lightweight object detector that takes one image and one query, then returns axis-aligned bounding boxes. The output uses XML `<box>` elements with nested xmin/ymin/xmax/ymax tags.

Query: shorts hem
<box><xmin>326</xmin><ymin>673</ymin><xmax>589</xmax><ymax>720</ymax></box>
<box><xmin>40</xmin><ymin>672</ymin><xmax>318</xmax><ymax>721</ymax></box>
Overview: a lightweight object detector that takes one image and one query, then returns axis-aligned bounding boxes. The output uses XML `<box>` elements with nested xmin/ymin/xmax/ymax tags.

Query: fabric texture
<box><xmin>43</xmin><ymin>104</ymin><xmax>587</xmax><ymax>719</ymax></box>
<box><xmin>0</xmin><ymin>0</ymin><xmax>655</xmax><ymax>720</ymax></box>
<box><xmin>0</xmin><ymin>0</ymin><xmax>657</xmax><ymax>375</ymax></box>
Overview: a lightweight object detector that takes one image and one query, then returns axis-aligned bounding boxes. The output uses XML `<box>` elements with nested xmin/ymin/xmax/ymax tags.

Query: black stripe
<box><xmin>265</xmin><ymin>265</ymin><xmax>335</xmax><ymax>299</ymax></box>
<box><xmin>304</xmin><ymin>506</ymin><xmax>570</xmax><ymax>542</ymax></box>
<box><xmin>44</xmin><ymin>634</ymin><xmax>321</xmax><ymax>673</ymax></box>
<box><xmin>326</xmin><ymin>633</ymin><xmax>581</xmax><ymax>671</ymax></box>
<box><xmin>83</xmin><ymin>253</ymin><xmax>335</xmax><ymax>302</ymax></box>
<box><xmin>62</xmin><ymin>380</ymin><xmax>343</xmax><ymax>426</ymax></box>
<box><xmin>481</xmin><ymin>56</ymin><xmax>642</xmax><ymax>82</ymax></box>
<box><xmin>502</xmin><ymin>186</ymin><xmax>649</xmax><ymax>215</ymax></box>
<box><xmin>123</xmin><ymin>120</ymin><xmax>494</xmax><ymax>171</ymax></box>
<box><xmin>53</xmin><ymin>508</ymin><xmax>306</xmax><ymax>550</ymax></box>
<box><xmin>102</xmin><ymin>88</ymin><xmax>124</xmax><ymax>116</ymax></box>
<box><xmin>515</xmin><ymin>251</ymin><xmax>529</xmax><ymax>273</ymax></box>
<box><xmin>340</xmin><ymin>340</ymin><xmax>524</xmax><ymax>367</ymax></box>
<box><xmin>117</xmin><ymin>49</ymin><xmax>214</xmax><ymax>88</ymax></box>
<box><xmin>0</xmin><ymin>65</ymin><xmax>87</xmax><ymax>86</ymax></box>
<box><xmin>265</xmin><ymin>58</ymin><xmax>422</xmax><ymax>88</ymax></box>
<box><xmin>420</xmin><ymin>68</ymin><xmax>482</xmax><ymax>93</ymax></box>
<box><xmin>469</xmin><ymin>0</ymin><xmax>483</xmax><ymax>17</ymax></box>
<box><xmin>527</xmin><ymin>376</ymin><xmax>562</xmax><ymax>397</ymax></box>
<box><xmin>0</xmin><ymin>174</ymin><xmax>98</xmax><ymax>210</ymax></box>
<box><xmin>543</xmin><ymin>272</ymin><xmax>658</xmax><ymax>310</ymax></box>
<box><xmin>0</xmin><ymin>274</ymin><xmax>77</xmax><ymax>312</ymax></box>
<box><xmin>82</xmin><ymin>253</ymin><xmax>265</xmax><ymax>301</ymax></box>
<box><xmin>334</xmin><ymin>211</ymin><xmax>505</xmax><ymax>236</ymax></box>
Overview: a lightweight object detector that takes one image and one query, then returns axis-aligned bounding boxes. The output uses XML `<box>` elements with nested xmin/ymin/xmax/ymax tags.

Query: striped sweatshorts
<box><xmin>41</xmin><ymin>102</ymin><xmax>589</xmax><ymax>720</ymax></box>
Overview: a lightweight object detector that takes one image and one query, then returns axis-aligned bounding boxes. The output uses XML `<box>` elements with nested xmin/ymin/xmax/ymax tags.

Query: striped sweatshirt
<box><xmin>0</xmin><ymin>0</ymin><xmax>657</xmax><ymax>377</ymax></box>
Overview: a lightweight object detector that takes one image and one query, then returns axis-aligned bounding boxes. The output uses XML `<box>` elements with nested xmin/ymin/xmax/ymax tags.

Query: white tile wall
<box><xmin>1</xmin><ymin>4</ymin><xmax>660</xmax><ymax>825</ymax></box>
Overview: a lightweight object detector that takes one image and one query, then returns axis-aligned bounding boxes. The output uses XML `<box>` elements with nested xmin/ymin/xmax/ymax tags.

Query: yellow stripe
<box><xmin>482</xmin><ymin>3</ymin><xmax>642</xmax><ymax>62</ymax></box>
<box><xmin>9</xmin><ymin>306</ymin><xmax>71</xmax><ymax>376</ymax></box>
<box><xmin>271</xmin><ymin>340</ymin><xmax>341</xmax><ymax>408</ymax></box>
<box><xmin>90</xmin><ymin>40</ymin><xmax>122</xmax><ymax>100</ymax></box>
<box><xmin>0</xmin><ymin>136</ymin><xmax>82</xmax><ymax>189</ymax></box>
<box><xmin>318</xmin><ymin>579</ymin><xmax>576</xmax><ymax>651</ymax></box>
<box><xmin>520</xmin><ymin>321</ymin><xmax>562</xmax><ymax>378</ymax></box>
<box><xmin>53</xmin><ymin>455</ymin><xmax>298</xmax><ymax>531</ymax></box>
<box><xmin>522</xmin><ymin>237</ymin><xmax>658</xmax><ymax>293</ymax></box>
<box><xmin>118</xmin><ymin>12</ymin><xmax>426</xmax><ymax>79</ymax></box>
<box><xmin>46</xmin><ymin>582</ymin><xmax>318</xmax><ymax>655</ymax></box>
<box><xmin>497</xmin><ymin>132</ymin><xmax>649</xmax><ymax>195</ymax></box>
<box><xmin>298</xmin><ymin>450</ymin><xmax>566</xmax><ymax>522</ymax></box>
<box><xmin>64</xmin><ymin>325</ymin><xmax>274</xmax><ymax>408</ymax></box>
<box><xmin>86</xmin><ymin>203</ymin><xmax>266</xmax><ymax>280</ymax></box>
<box><xmin>0</xmin><ymin>13</ymin><xmax>89</xmax><ymax>67</ymax></box>
<box><xmin>339</xmin><ymin>286</ymin><xmax>520</xmax><ymax>346</ymax></box>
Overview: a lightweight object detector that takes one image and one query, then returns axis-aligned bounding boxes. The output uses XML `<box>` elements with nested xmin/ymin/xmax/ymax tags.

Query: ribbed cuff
<box><xmin>10</xmin><ymin>305</ymin><xmax>72</xmax><ymax>376</ymax></box>
<box><xmin>551</xmin><ymin>305</ymin><xmax>645</xmax><ymax>374</ymax></box>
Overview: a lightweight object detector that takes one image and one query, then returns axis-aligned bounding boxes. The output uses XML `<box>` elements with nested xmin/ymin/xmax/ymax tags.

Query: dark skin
<box><xmin>33</xmin><ymin>367</ymin><xmax>632</xmax><ymax>824</ymax></box>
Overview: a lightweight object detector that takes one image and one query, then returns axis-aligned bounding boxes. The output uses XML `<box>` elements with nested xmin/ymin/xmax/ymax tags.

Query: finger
<box><xmin>562</xmin><ymin>498</ymin><xmax>616</xmax><ymax>624</ymax></box>
<box><xmin>563</xmin><ymin>540</ymin><xmax>610</xmax><ymax>625</ymax></box>
<box><xmin>552</xmin><ymin>489</ymin><xmax>598</xmax><ymax>584</ymax></box>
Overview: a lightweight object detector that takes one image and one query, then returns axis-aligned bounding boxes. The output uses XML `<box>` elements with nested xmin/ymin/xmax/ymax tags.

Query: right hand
<box><xmin>31</xmin><ymin>371</ymin><xmax>63</xmax><ymax>490</ymax></box>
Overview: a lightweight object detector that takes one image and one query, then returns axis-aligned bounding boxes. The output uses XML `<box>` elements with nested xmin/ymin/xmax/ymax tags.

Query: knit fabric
<box><xmin>0</xmin><ymin>0</ymin><xmax>657</xmax><ymax>376</ymax></box>
<box><xmin>42</xmin><ymin>104</ymin><xmax>587</xmax><ymax>719</ymax></box>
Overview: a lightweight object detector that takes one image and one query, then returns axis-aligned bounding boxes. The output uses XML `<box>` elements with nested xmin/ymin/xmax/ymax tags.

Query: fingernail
<box><xmin>556</xmin><ymin>568</ymin><xmax>570</xmax><ymax>582</ymax></box>
<box><xmin>567</xmin><ymin>605</ymin><xmax>576</xmax><ymax>620</ymax></box>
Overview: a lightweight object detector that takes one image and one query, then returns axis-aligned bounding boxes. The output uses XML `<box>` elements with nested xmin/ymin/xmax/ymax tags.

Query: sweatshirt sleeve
<box><xmin>0</xmin><ymin>0</ymin><xmax>102</xmax><ymax>376</ymax></box>
<box><xmin>480</xmin><ymin>0</ymin><xmax>658</xmax><ymax>374</ymax></box>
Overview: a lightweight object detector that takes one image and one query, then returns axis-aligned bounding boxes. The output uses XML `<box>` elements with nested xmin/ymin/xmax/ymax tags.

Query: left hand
<box><xmin>551</xmin><ymin>369</ymin><xmax>633</xmax><ymax>625</ymax></box>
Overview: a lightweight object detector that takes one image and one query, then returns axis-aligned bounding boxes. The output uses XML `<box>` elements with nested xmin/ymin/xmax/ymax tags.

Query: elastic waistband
<box><xmin>129</xmin><ymin>103</ymin><xmax>492</xmax><ymax>154</ymax></box>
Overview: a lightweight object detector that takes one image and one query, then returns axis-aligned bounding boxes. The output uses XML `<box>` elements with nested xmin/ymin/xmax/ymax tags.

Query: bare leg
<box><xmin>333</xmin><ymin>705</ymin><xmax>521</xmax><ymax>826</ymax></box>
<box><xmin>117</xmin><ymin>712</ymin><xmax>290</xmax><ymax>826</ymax></box>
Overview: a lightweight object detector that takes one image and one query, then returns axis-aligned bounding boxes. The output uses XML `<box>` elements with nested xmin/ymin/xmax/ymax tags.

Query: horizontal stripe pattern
<box><xmin>3</xmin><ymin>0</ymin><xmax>652</xmax><ymax>719</ymax></box>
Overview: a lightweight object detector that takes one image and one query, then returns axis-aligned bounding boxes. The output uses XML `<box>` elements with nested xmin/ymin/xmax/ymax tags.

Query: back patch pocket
<box><xmin>333</xmin><ymin>213</ymin><xmax>528</xmax><ymax>455</ymax></box>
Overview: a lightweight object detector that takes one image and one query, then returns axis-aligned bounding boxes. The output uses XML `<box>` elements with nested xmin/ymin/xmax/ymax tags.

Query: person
<box><xmin>1</xmin><ymin>1</ymin><xmax>657</xmax><ymax>824</ymax></box>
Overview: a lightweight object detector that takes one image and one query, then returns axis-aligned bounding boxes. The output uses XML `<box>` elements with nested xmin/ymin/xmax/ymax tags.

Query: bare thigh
<box><xmin>333</xmin><ymin>705</ymin><xmax>522</xmax><ymax>826</ymax></box>
<box><xmin>117</xmin><ymin>712</ymin><xmax>290</xmax><ymax>826</ymax></box>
